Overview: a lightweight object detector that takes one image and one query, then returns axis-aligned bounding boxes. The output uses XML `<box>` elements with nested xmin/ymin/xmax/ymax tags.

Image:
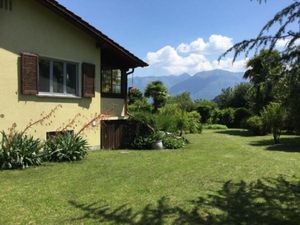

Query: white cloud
<box><xmin>276</xmin><ymin>38</ymin><xmax>300</xmax><ymax>49</ymax></box>
<box><xmin>146</xmin><ymin>34</ymin><xmax>246</xmax><ymax>75</ymax></box>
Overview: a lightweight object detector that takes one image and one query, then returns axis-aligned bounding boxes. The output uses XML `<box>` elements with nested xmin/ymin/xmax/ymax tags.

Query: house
<box><xmin>0</xmin><ymin>0</ymin><xmax>147</xmax><ymax>149</ymax></box>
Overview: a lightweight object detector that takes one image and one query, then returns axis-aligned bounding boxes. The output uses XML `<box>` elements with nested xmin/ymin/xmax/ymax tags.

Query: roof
<box><xmin>36</xmin><ymin>0</ymin><xmax>148</xmax><ymax>68</ymax></box>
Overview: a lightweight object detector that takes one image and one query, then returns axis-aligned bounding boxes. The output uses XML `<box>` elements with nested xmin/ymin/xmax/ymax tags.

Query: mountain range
<box><xmin>132</xmin><ymin>70</ymin><xmax>245</xmax><ymax>100</ymax></box>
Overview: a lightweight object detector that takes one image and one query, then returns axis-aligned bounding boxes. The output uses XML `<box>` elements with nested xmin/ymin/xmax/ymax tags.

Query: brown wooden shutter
<box><xmin>82</xmin><ymin>63</ymin><xmax>96</xmax><ymax>97</ymax></box>
<box><xmin>21</xmin><ymin>53</ymin><xmax>39</xmax><ymax>95</ymax></box>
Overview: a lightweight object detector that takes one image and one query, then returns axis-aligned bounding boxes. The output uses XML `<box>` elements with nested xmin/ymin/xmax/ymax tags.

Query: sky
<box><xmin>57</xmin><ymin>0</ymin><xmax>294</xmax><ymax>76</ymax></box>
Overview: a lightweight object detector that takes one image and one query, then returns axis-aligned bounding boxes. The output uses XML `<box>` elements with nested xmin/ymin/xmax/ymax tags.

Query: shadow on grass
<box><xmin>215</xmin><ymin>129</ymin><xmax>254</xmax><ymax>137</ymax></box>
<box><xmin>250</xmin><ymin>137</ymin><xmax>300</xmax><ymax>152</ymax></box>
<box><xmin>69</xmin><ymin>176</ymin><xmax>300</xmax><ymax>225</ymax></box>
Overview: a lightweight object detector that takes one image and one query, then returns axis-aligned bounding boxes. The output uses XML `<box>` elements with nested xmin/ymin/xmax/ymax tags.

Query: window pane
<box><xmin>102</xmin><ymin>69</ymin><xmax>111</xmax><ymax>93</ymax></box>
<box><xmin>112</xmin><ymin>69</ymin><xmax>121</xmax><ymax>94</ymax></box>
<box><xmin>53</xmin><ymin>61</ymin><xmax>64</xmax><ymax>93</ymax></box>
<box><xmin>39</xmin><ymin>59</ymin><xmax>50</xmax><ymax>92</ymax></box>
<box><xmin>66</xmin><ymin>63</ymin><xmax>77</xmax><ymax>95</ymax></box>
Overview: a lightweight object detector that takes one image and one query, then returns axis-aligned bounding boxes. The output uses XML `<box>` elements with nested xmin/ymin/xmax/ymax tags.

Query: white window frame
<box><xmin>38</xmin><ymin>57</ymin><xmax>81</xmax><ymax>98</ymax></box>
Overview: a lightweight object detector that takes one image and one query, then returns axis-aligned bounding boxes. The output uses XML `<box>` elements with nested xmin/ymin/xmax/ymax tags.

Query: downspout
<box><xmin>124</xmin><ymin>68</ymin><xmax>135</xmax><ymax>116</ymax></box>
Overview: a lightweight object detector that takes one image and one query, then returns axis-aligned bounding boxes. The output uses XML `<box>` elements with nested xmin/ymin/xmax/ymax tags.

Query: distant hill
<box><xmin>133</xmin><ymin>70</ymin><xmax>245</xmax><ymax>100</ymax></box>
<box><xmin>131</xmin><ymin>73</ymin><xmax>190</xmax><ymax>91</ymax></box>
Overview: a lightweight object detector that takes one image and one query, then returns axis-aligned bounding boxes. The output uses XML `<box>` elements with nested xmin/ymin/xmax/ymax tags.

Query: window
<box><xmin>0</xmin><ymin>0</ymin><xmax>12</xmax><ymax>11</ymax></box>
<box><xmin>101</xmin><ymin>69</ymin><xmax>122</xmax><ymax>95</ymax></box>
<box><xmin>46</xmin><ymin>130</ymin><xmax>74</xmax><ymax>140</ymax></box>
<box><xmin>38</xmin><ymin>58</ymin><xmax>79</xmax><ymax>97</ymax></box>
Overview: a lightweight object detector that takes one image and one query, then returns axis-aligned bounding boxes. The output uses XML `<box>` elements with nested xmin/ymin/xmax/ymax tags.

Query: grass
<box><xmin>0</xmin><ymin>129</ymin><xmax>300</xmax><ymax>224</ymax></box>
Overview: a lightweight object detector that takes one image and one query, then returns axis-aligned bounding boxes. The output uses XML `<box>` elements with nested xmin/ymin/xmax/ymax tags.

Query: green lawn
<box><xmin>1</xmin><ymin>129</ymin><xmax>300</xmax><ymax>225</ymax></box>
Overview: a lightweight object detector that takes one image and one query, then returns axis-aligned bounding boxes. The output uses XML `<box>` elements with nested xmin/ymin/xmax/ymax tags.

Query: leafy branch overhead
<box><xmin>220</xmin><ymin>1</ymin><xmax>300</xmax><ymax>63</ymax></box>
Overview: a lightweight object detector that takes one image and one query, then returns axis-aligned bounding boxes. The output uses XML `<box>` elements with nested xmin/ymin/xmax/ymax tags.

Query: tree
<box><xmin>244</xmin><ymin>50</ymin><xmax>284</xmax><ymax>113</ymax></box>
<box><xmin>128</xmin><ymin>87</ymin><xmax>143</xmax><ymax>105</ymax></box>
<box><xmin>194</xmin><ymin>99</ymin><xmax>217</xmax><ymax>123</ymax></box>
<box><xmin>220</xmin><ymin>1</ymin><xmax>300</xmax><ymax>65</ymax></box>
<box><xmin>214</xmin><ymin>83</ymin><xmax>251</xmax><ymax>109</ymax></box>
<box><xmin>219</xmin><ymin>1</ymin><xmax>300</xmax><ymax>128</ymax></box>
<box><xmin>144</xmin><ymin>81</ymin><xmax>168</xmax><ymax>112</ymax></box>
<box><xmin>213</xmin><ymin>87</ymin><xmax>233</xmax><ymax>109</ymax></box>
<box><xmin>261</xmin><ymin>102</ymin><xmax>286</xmax><ymax>144</ymax></box>
<box><xmin>168</xmin><ymin>92</ymin><xmax>194</xmax><ymax>112</ymax></box>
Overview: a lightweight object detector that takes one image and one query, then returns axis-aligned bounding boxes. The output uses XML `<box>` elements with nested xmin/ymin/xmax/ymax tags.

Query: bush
<box><xmin>246</xmin><ymin>116</ymin><xmax>268</xmax><ymax>135</ymax></box>
<box><xmin>162</xmin><ymin>135</ymin><xmax>186</xmax><ymax>149</ymax></box>
<box><xmin>131</xmin><ymin>135</ymin><xmax>156</xmax><ymax>150</ymax></box>
<box><xmin>44</xmin><ymin>133</ymin><xmax>88</xmax><ymax>162</ymax></box>
<box><xmin>203</xmin><ymin>124</ymin><xmax>228</xmax><ymax>129</ymax></box>
<box><xmin>261</xmin><ymin>102</ymin><xmax>286</xmax><ymax>144</ymax></box>
<box><xmin>187</xmin><ymin>111</ymin><xmax>202</xmax><ymax>134</ymax></box>
<box><xmin>131</xmin><ymin>133</ymin><xmax>187</xmax><ymax>150</ymax></box>
<box><xmin>234</xmin><ymin>107</ymin><xmax>252</xmax><ymax>128</ymax></box>
<box><xmin>0</xmin><ymin>131</ymin><xmax>42</xmax><ymax>169</ymax></box>
<box><xmin>195</xmin><ymin>100</ymin><xmax>217</xmax><ymax>123</ymax></box>
<box><xmin>219</xmin><ymin>108</ymin><xmax>235</xmax><ymax>127</ymax></box>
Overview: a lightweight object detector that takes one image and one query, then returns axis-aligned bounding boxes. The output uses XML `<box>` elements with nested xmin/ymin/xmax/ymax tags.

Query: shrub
<box><xmin>131</xmin><ymin>133</ymin><xmax>156</xmax><ymax>150</ymax></box>
<box><xmin>0</xmin><ymin>131</ymin><xmax>42</xmax><ymax>169</ymax></box>
<box><xmin>203</xmin><ymin>124</ymin><xmax>228</xmax><ymax>129</ymax></box>
<box><xmin>246</xmin><ymin>116</ymin><xmax>268</xmax><ymax>135</ymax></box>
<box><xmin>233</xmin><ymin>107</ymin><xmax>252</xmax><ymax>128</ymax></box>
<box><xmin>44</xmin><ymin>133</ymin><xmax>88</xmax><ymax>162</ymax></box>
<box><xmin>217</xmin><ymin>108</ymin><xmax>235</xmax><ymax>127</ymax></box>
<box><xmin>261</xmin><ymin>102</ymin><xmax>286</xmax><ymax>144</ymax></box>
<box><xmin>131</xmin><ymin>133</ymin><xmax>187</xmax><ymax>150</ymax></box>
<box><xmin>195</xmin><ymin>100</ymin><xmax>217</xmax><ymax>123</ymax></box>
<box><xmin>211</xmin><ymin>108</ymin><xmax>234</xmax><ymax>127</ymax></box>
<box><xmin>162</xmin><ymin>135</ymin><xmax>186</xmax><ymax>149</ymax></box>
<box><xmin>187</xmin><ymin>111</ymin><xmax>202</xmax><ymax>133</ymax></box>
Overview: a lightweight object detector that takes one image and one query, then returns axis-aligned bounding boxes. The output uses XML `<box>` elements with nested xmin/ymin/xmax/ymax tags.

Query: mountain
<box><xmin>170</xmin><ymin>70</ymin><xmax>244</xmax><ymax>100</ymax></box>
<box><xmin>131</xmin><ymin>73</ymin><xmax>191</xmax><ymax>91</ymax></box>
<box><xmin>133</xmin><ymin>70</ymin><xmax>245</xmax><ymax>100</ymax></box>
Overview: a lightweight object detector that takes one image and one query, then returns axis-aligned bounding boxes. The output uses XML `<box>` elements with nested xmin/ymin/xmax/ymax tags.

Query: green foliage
<box><xmin>203</xmin><ymin>124</ymin><xmax>228</xmax><ymax>130</ymax></box>
<box><xmin>214</xmin><ymin>83</ymin><xmax>251</xmax><ymax>109</ymax></box>
<box><xmin>233</xmin><ymin>107</ymin><xmax>252</xmax><ymax>128</ymax></box>
<box><xmin>131</xmin><ymin>135</ymin><xmax>156</xmax><ymax>150</ymax></box>
<box><xmin>156</xmin><ymin>104</ymin><xmax>183</xmax><ymax>133</ymax></box>
<box><xmin>220</xmin><ymin>2</ymin><xmax>300</xmax><ymax>64</ymax></box>
<box><xmin>128</xmin><ymin>87</ymin><xmax>143</xmax><ymax>104</ymax></box>
<box><xmin>158</xmin><ymin>105</ymin><xmax>202</xmax><ymax>135</ymax></box>
<box><xmin>0</xmin><ymin>131</ymin><xmax>42</xmax><ymax>169</ymax></box>
<box><xmin>286</xmin><ymin>67</ymin><xmax>300</xmax><ymax>131</ymax></box>
<box><xmin>246</xmin><ymin>116</ymin><xmax>268</xmax><ymax>135</ymax></box>
<box><xmin>162</xmin><ymin>135</ymin><xmax>186</xmax><ymax>149</ymax></box>
<box><xmin>261</xmin><ymin>102</ymin><xmax>286</xmax><ymax>144</ymax></box>
<box><xmin>212</xmin><ymin>108</ymin><xmax>235</xmax><ymax>128</ymax></box>
<box><xmin>168</xmin><ymin>92</ymin><xmax>194</xmax><ymax>112</ymax></box>
<box><xmin>195</xmin><ymin>99</ymin><xmax>217</xmax><ymax>123</ymax></box>
<box><xmin>128</xmin><ymin>98</ymin><xmax>152</xmax><ymax>113</ymax></box>
<box><xmin>132</xmin><ymin>133</ymin><xmax>187</xmax><ymax>150</ymax></box>
<box><xmin>187</xmin><ymin>111</ymin><xmax>202</xmax><ymax>133</ymax></box>
<box><xmin>144</xmin><ymin>81</ymin><xmax>168</xmax><ymax>112</ymax></box>
<box><xmin>44</xmin><ymin>133</ymin><xmax>88</xmax><ymax>162</ymax></box>
<box><xmin>244</xmin><ymin>50</ymin><xmax>284</xmax><ymax>113</ymax></box>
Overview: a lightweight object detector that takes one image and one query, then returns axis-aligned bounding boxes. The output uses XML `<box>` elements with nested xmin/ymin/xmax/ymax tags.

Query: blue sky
<box><xmin>58</xmin><ymin>0</ymin><xmax>293</xmax><ymax>76</ymax></box>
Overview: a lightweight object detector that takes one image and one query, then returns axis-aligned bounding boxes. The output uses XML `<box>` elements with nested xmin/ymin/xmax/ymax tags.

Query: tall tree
<box><xmin>168</xmin><ymin>92</ymin><xmax>194</xmax><ymax>112</ymax></box>
<box><xmin>144</xmin><ymin>81</ymin><xmax>168</xmax><ymax>112</ymax></box>
<box><xmin>244</xmin><ymin>50</ymin><xmax>284</xmax><ymax>112</ymax></box>
<box><xmin>220</xmin><ymin>1</ymin><xmax>300</xmax><ymax>65</ymax></box>
<box><xmin>128</xmin><ymin>87</ymin><xmax>143</xmax><ymax>105</ymax></box>
<box><xmin>214</xmin><ymin>83</ymin><xmax>251</xmax><ymax>109</ymax></box>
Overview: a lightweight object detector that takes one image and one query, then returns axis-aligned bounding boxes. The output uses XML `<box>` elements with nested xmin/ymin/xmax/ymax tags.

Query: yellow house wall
<box><xmin>0</xmin><ymin>0</ymin><xmax>103</xmax><ymax>147</ymax></box>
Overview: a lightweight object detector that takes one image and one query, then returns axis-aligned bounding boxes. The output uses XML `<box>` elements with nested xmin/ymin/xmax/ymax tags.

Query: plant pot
<box><xmin>152</xmin><ymin>140</ymin><xmax>163</xmax><ymax>150</ymax></box>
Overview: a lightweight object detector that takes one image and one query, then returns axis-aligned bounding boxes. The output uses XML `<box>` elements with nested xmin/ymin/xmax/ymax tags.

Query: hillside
<box><xmin>133</xmin><ymin>70</ymin><xmax>245</xmax><ymax>100</ymax></box>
